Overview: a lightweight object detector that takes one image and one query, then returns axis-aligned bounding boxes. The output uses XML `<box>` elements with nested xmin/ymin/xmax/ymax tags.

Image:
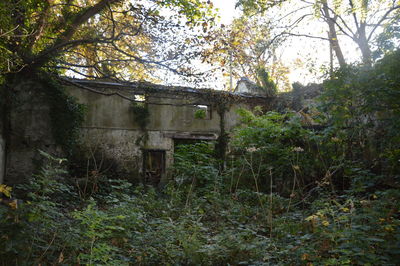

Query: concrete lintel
<box><xmin>164</xmin><ymin>132</ymin><xmax>218</xmax><ymax>140</ymax></box>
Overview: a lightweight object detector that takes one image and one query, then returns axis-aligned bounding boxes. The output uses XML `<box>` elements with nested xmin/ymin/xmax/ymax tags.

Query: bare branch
<box><xmin>330</xmin><ymin>15</ymin><xmax>357</xmax><ymax>41</ymax></box>
<box><xmin>367</xmin><ymin>5</ymin><xmax>400</xmax><ymax>41</ymax></box>
<box><xmin>0</xmin><ymin>25</ymin><xmax>20</xmax><ymax>37</ymax></box>
<box><xmin>284</xmin><ymin>32</ymin><xmax>329</xmax><ymax>41</ymax></box>
<box><xmin>349</xmin><ymin>0</ymin><xmax>360</xmax><ymax>30</ymax></box>
<box><xmin>324</xmin><ymin>5</ymin><xmax>356</xmax><ymax>37</ymax></box>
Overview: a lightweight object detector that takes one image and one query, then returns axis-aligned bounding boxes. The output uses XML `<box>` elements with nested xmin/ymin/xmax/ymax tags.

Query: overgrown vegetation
<box><xmin>194</xmin><ymin>108</ymin><xmax>207</xmax><ymax>119</ymax></box>
<box><xmin>1</xmin><ymin>51</ymin><xmax>399</xmax><ymax>265</ymax></box>
<box><xmin>131</xmin><ymin>102</ymin><xmax>150</xmax><ymax>130</ymax></box>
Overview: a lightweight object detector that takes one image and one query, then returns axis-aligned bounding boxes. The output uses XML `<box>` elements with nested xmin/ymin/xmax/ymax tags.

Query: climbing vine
<box><xmin>29</xmin><ymin>72</ymin><xmax>84</xmax><ymax>154</ymax></box>
<box><xmin>131</xmin><ymin>100</ymin><xmax>150</xmax><ymax>147</ymax></box>
<box><xmin>131</xmin><ymin>101</ymin><xmax>150</xmax><ymax>130</ymax></box>
<box><xmin>38</xmin><ymin>72</ymin><xmax>85</xmax><ymax>154</ymax></box>
<box><xmin>1</xmin><ymin>71</ymin><xmax>85</xmax><ymax>155</ymax></box>
<box><xmin>213</xmin><ymin>95</ymin><xmax>232</xmax><ymax>169</ymax></box>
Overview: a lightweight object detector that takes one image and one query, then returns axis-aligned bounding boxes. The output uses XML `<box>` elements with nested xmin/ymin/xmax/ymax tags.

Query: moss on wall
<box><xmin>36</xmin><ymin>73</ymin><xmax>85</xmax><ymax>154</ymax></box>
<box><xmin>131</xmin><ymin>102</ymin><xmax>149</xmax><ymax>130</ymax></box>
<box><xmin>3</xmin><ymin>71</ymin><xmax>85</xmax><ymax>185</ymax></box>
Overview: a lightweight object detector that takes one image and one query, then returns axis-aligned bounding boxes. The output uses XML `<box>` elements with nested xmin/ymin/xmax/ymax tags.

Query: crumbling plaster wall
<box><xmin>1</xmin><ymin>77</ymin><xmax>273</xmax><ymax>186</ymax></box>
<box><xmin>4</xmin><ymin>79</ymin><xmax>61</xmax><ymax>186</ymax></box>
<box><xmin>78</xmin><ymin>128</ymin><xmax>174</xmax><ymax>181</ymax></box>
<box><xmin>66</xmin><ymin>85</ymin><xmax>225</xmax><ymax>132</ymax></box>
<box><xmin>66</xmin><ymin>82</ymin><xmax>271</xmax><ymax>182</ymax></box>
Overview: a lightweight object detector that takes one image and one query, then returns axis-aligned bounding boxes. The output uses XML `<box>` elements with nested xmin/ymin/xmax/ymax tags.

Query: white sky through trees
<box><xmin>213</xmin><ymin>0</ymin><xmax>241</xmax><ymax>24</ymax></box>
<box><xmin>60</xmin><ymin>0</ymin><xmax>383</xmax><ymax>90</ymax></box>
<box><xmin>211</xmin><ymin>0</ymin><xmax>363</xmax><ymax>88</ymax></box>
<box><xmin>211</xmin><ymin>0</ymin><xmax>328</xmax><ymax>88</ymax></box>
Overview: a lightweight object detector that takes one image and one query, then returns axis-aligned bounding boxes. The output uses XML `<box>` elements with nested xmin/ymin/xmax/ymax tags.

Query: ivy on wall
<box><xmin>2</xmin><ymin>71</ymin><xmax>85</xmax><ymax>155</ymax></box>
<box><xmin>131</xmin><ymin>100</ymin><xmax>150</xmax><ymax>147</ymax></box>
<box><xmin>37</xmin><ymin>72</ymin><xmax>85</xmax><ymax>154</ymax></box>
<box><xmin>194</xmin><ymin>108</ymin><xmax>207</xmax><ymax>119</ymax></box>
<box><xmin>131</xmin><ymin>101</ymin><xmax>150</xmax><ymax>130</ymax></box>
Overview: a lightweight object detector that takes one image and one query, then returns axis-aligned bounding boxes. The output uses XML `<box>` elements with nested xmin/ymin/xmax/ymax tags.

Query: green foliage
<box><xmin>232</xmin><ymin>109</ymin><xmax>319</xmax><ymax>195</ymax></box>
<box><xmin>159</xmin><ymin>0</ymin><xmax>216</xmax><ymax>23</ymax></box>
<box><xmin>297</xmin><ymin>189</ymin><xmax>400</xmax><ymax>265</ymax></box>
<box><xmin>0</xmin><ymin>152</ymin><xmax>79</xmax><ymax>265</ymax></box>
<box><xmin>374</xmin><ymin>23</ymin><xmax>400</xmax><ymax>59</ymax></box>
<box><xmin>257</xmin><ymin>66</ymin><xmax>277</xmax><ymax>96</ymax></box>
<box><xmin>319</xmin><ymin>50</ymin><xmax>400</xmax><ymax>174</ymax></box>
<box><xmin>38</xmin><ymin>73</ymin><xmax>85</xmax><ymax>154</ymax></box>
<box><xmin>131</xmin><ymin>102</ymin><xmax>149</xmax><ymax>130</ymax></box>
<box><xmin>1</xmin><ymin>50</ymin><xmax>400</xmax><ymax>266</ymax></box>
<box><xmin>229</xmin><ymin>51</ymin><xmax>400</xmax><ymax>198</ymax></box>
<box><xmin>0</xmin><ymin>151</ymin><xmax>272</xmax><ymax>265</ymax></box>
<box><xmin>0</xmin><ymin>0</ymin><xmax>216</xmax><ymax>81</ymax></box>
<box><xmin>72</xmin><ymin>201</ymin><xmax>128</xmax><ymax>265</ymax></box>
<box><xmin>204</xmin><ymin>14</ymin><xmax>291</xmax><ymax>91</ymax></box>
<box><xmin>194</xmin><ymin>108</ymin><xmax>207</xmax><ymax>119</ymax></box>
<box><xmin>173</xmin><ymin>142</ymin><xmax>220</xmax><ymax>191</ymax></box>
<box><xmin>1</xmin><ymin>145</ymin><xmax>399</xmax><ymax>264</ymax></box>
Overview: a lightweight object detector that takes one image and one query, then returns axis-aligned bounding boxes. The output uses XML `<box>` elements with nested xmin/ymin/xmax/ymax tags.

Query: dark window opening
<box><xmin>143</xmin><ymin>150</ymin><xmax>165</xmax><ymax>186</ymax></box>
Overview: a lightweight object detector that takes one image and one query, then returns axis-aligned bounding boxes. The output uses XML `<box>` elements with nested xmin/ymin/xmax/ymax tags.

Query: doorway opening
<box><xmin>143</xmin><ymin>150</ymin><xmax>165</xmax><ymax>186</ymax></box>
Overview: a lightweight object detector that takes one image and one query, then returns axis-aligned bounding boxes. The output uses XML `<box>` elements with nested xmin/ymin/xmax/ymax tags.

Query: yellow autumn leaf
<box><xmin>305</xmin><ymin>214</ymin><xmax>318</xmax><ymax>221</ymax></box>
<box><xmin>8</xmin><ymin>200</ymin><xmax>18</xmax><ymax>209</ymax></box>
<box><xmin>384</xmin><ymin>225</ymin><xmax>394</xmax><ymax>232</ymax></box>
<box><xmin>301</xmin><ymin>253</ymin><xmax>309</xmax><ymax>260</ymax></box>
<box><xmin>0</xmin><ymin>184</ymin><xmax>12</xmax><ymax>198</ymax></box>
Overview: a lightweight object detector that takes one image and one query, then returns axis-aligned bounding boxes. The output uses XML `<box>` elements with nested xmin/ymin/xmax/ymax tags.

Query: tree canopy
<box><xmin>0</xmin><ymin>0</ymin><xmax>216</xmax><ymax>81</ymax></box>
<box><xmin>202</xmin><ymin>16</ymin><xmax>290</xmax><ymax>91</ymax></box>
<box><xmin>237</xmin><ymin>0</ymin><xmax>400</xmax><ymax>66</ymax></box>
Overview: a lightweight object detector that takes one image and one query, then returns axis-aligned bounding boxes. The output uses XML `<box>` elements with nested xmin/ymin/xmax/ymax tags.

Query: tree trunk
<box><xmin>356</xmin><ymin>22</ymin><xmax>372</xmax><ymax>65</ymax></box>
<box><xmin>322</xmin><ymin>1</ymin><xmax>346</xmax><ymax>67</ymax></box>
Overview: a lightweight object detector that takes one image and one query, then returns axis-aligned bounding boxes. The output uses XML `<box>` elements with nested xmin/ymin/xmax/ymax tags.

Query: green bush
<box><xmin>1</xmin><ymin>50</ymin><xmax>400</xmax><ymax>266</ymax></box>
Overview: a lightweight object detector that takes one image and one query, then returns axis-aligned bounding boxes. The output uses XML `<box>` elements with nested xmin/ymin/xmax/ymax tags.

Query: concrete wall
<box><xmin>2</xmin><ymin>78</ymin><xmax>273</xmax><ymax>186</ymax></box>
<box><xmin>67</xmin><ymin>85</ymin><xmax>224</xmax><ymax>132</ymax></box>
<box><xmin>66</xmin><ymin>81</ymin><xmax>273</xmax><ymax>184</ymax></box>
<box><xmin>4</xmin><ymin>80</ymin><xmax>60</xmax><ymax>186</ymax></box>
<box><xmin>66</xmin><ymin>83</ymin><xmax>262</xmax><ymax>133</ymax></box>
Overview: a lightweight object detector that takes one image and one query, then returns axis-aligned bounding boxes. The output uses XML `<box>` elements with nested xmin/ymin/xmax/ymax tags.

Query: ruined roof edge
<box><xmin>61</xmin><ymin>77</ymin><xmax>274</xmax><ymax>100</ymax></box>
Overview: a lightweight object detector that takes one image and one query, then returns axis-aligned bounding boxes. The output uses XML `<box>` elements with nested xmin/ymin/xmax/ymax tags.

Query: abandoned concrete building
<box><xmin>0</xmin><ymin>78</ymin><xmax>275</xmax><ymax>186</ymax></box>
